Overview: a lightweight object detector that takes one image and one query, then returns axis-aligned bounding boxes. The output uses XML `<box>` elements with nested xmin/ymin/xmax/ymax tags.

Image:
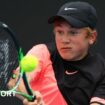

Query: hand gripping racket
<box><xmin>0</xmin><ymin>21</ymin><xmax>35</xmax><ymax>101</ymax></box>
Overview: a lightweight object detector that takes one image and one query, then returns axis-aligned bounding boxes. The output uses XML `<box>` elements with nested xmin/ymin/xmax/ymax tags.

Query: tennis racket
<box><xmin>0</xmin><ymin>21</ymin><xmax>35</xmax><ymax>101</ymax></box>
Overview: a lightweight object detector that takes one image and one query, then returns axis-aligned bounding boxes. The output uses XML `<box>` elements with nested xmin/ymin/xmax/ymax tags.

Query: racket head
<box><xmin>0</xmin><ymin>22</ymin><xmax>20</xmax><ymax>90</ymax></box>
<box><xmin>0</xmin><ymin>22</ymin><xmax>35</xmax><ymax>101</ymax></box>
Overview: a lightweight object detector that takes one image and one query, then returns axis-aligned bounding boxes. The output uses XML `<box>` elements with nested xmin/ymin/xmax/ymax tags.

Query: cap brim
<box><xmin>48</xmin><ymin>15</ymin><xmax>88</xmax><ymax>28</ymax></box>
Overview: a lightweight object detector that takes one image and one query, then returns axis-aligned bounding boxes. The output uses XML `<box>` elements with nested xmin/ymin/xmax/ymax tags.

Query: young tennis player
<box><xmin>9</xmin><ymin>1</ymin><xmax>105</xmax><ymax>105</ymax></box>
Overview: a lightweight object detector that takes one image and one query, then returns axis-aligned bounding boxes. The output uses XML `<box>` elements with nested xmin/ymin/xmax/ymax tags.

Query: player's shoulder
<box><xmin>32</xmin><ymin>42</ymin><xmax>55</xmax><ymax>53</ymax></box>
<box><xmin>27</xmin><ymin>42</ymin><xmax>56</xmax><ymax>58</ymax></box>
<box><xmin>92</xmin><ymin>53</ymin><xmax>105</xmax><ymax>68</ymax></box>
<box><xmin>95</xmin><ymin>53</ymin><xmax>105</xmax><ymax>62</ymax></box>
<box><xmin>32</xmin><ymin>43</ymin><xmax>48</xmax><ymax>50</ymax></box>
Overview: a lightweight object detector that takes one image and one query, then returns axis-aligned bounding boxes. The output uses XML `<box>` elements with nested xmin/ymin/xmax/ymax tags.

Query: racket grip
<box><xmin>17</xmin><ymin>86</ymin><xmax>36</xmax><ymax>101</ymax></box>
<box><xmin>29</xmin><ymin>95</ymin><xmax>36</xmax><ymax>102</ymax></box>
<box><xmin>22</xmin><ymin>73</ymin><xmax>36</xmax><ymax>101</ymax></box>
<box><xmin>17</xmin><ymin>92</ymin><xmax>36</xmax><ymax>102</ymax></box>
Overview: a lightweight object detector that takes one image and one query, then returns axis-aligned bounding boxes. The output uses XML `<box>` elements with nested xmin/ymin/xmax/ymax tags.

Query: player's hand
<box><xmin>23</xmin><ymin>91</ymin><xmax>45</xmax><ymax>105</ymax></box>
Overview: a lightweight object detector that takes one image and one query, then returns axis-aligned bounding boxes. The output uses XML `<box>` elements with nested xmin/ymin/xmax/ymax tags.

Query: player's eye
<box><xmin>53</xmin><ymin>29</ymin><xmax>64</xmax><ymax>36</ymax></box>
<box><xmin>57</xmin><ymin>30</ymin><xmax>64</xmax><ymax>35</ymax></box>
<box><xmin>68</xmin><ymin>30</ymin><xmax>79</xmax><ymax>35</ymax></box>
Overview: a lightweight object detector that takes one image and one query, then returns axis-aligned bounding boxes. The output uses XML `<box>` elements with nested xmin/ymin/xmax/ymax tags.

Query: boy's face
<box><xmin>54</xmin><ymin>20</ymin><xmax>96</xmax><ymax>61</ymax></box>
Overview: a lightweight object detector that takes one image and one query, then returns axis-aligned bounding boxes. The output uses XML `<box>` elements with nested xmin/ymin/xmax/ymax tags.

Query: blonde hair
<box><xmin>84</xmin><ymin>27</ymin><xmax>97</xmax><ymax>44</ymax></box>
<box><xmin>84</xmin><ymin>27</ymin><xmax>94</xmax><ymax>35</ymax></box>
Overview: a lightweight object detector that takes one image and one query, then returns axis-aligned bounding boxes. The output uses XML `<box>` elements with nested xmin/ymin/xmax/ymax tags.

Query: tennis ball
<box><xmin>20</xmin><ymin>55</ymin><xmax>38</xmax><ymax>72</ymax></box>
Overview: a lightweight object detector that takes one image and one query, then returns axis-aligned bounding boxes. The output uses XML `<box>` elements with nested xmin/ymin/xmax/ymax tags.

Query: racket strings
<box><xmin>6</xmin><ymin>70</ymin><xmax>23</xmax><ymax>92</ymax></box>
<box><xmin>0</xmin><ymin>24</ymin><xmax>35</xmax><ymax>101</ymax></box>
<box><xmin>0</xmin><ymin>29</ymin><xmax>19</xmax><ymax>90</ymax></box>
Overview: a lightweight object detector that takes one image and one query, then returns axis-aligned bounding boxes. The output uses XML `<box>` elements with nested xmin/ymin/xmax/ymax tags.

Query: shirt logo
<box><xmin>64</xmin><ymin>7</ymin><xmax>77</xmax><ymax>11</ymax></box>
<box><xmin>65</xmin><ymin>70</ymin><xmax>78</xmax><ymax>75</ymax></box>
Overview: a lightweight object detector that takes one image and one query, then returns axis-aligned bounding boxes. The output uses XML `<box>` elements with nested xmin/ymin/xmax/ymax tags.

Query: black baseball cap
<box><xmin>48</xmin><ymin>1</ymin><xmax>98</xmax><ymax>29</ymax></box>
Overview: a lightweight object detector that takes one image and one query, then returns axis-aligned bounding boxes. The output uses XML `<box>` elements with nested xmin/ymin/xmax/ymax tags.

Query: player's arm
<box><xmin>13</xmin><ymin>44</ymin><xmax>49</xmax><ymax>105</ymax></box>
<box><xmin>8</xmin><ymin>69</ymin><xmax>44</xmax><ymax>105</ymax></box>
<box><xmin>90</xmin><ymin>73</ymin><xmax>105</xmax><ymax>105</ymax></box>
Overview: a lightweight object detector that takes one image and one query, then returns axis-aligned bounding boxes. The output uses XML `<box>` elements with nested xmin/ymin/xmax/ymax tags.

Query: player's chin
<box><xmin>60</xmin><ymin>53</ymin><xmax>76</xmax><ymax>61</ymax></box>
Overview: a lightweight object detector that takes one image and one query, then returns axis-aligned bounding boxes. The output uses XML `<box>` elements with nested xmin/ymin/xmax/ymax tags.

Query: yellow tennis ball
<box><xmin>20</xmin><ymin>55</ymin><xmax>38</xmax><ymax>72</ymax></box>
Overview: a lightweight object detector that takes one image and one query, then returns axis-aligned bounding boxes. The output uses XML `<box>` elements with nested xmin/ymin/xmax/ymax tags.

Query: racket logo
<box><xmin>2</xmin><ymin>23</ymin><xmax>8</xmax><ymax>28</ymax></box>
<box><xmin>0</xmin><ymin>91</ymin><xmax>15</xmax><ymax>97</ymax></box>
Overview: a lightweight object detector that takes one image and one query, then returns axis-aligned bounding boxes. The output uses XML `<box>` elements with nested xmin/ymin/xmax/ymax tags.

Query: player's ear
<box><xmin>89</xmin><ymin>30</ymin><xmax>97</xmax><ymax>45</ymax></box>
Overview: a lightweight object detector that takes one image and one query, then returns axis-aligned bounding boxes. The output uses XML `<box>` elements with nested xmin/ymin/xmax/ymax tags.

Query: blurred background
<box><xmin>0</xmin><ymin>0</ymin><xmax>105</xmax><ymax>105</ymax></box>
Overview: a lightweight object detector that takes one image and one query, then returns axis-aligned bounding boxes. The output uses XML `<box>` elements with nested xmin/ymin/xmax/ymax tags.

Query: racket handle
<box><xmin>26</xmin><ymin>95</ymin><xmax>36</xmax><ymax>102</ymax></box>
<box><xmin>17</xmin><ymin>92</ymin><xmax>36</xmax><ymax>101</ymax></box>
<box><xmin>29</xmin><ymin>95</ymin><xmax>36</xmax><ymax>102</ymax></box>
<box><xmin>22</xmin><ymin>73</ymin><xmax>36</xmax><ymax>101</ymax></box>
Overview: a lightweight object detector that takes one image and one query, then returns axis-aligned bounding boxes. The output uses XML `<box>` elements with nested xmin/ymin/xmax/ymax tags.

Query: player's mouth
<box><xmin>60</xmin><ymin>47</ymin><xmax>72</xmax><ymax>52</ymax></box>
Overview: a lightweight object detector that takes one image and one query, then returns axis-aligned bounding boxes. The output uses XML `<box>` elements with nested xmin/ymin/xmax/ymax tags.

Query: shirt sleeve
<box><xmin>90</xmin><ymin>68</ymin><xmax>105</xmax><ymax>104</ymax></box>
<box><xmin>25</xmin><ymin>44</ymin><xmax>51</xmax><ymax>82</ymax></box>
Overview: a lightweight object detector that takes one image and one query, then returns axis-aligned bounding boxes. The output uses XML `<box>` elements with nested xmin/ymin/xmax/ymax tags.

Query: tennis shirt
<box><xmin>27</xmin><ymin>44</ymin><xmax>105</xmax><ymax>105</ymax></box>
